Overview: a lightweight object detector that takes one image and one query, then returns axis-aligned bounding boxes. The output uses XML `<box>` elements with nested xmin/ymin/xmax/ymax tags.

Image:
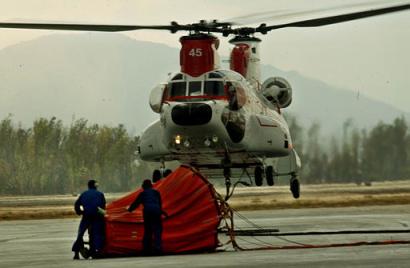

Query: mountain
<box><xmin>261</xmin><ymin>66</ymin><xmax>409</xmax><ymax>135</ymax></box>
<box><xmin>0</xmin><ymin>33</ymin><xmax>178</xmax><ymax>134</ymax></box>
<box><xmin>0</xmin><ymin>33</ymin><xmax>407</xmax><ymax>136</ymax></box>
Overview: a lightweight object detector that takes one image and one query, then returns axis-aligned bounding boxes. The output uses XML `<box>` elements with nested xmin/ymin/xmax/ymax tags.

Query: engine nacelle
<box><xmin>261</xmin><ymin>77</ymin><xmax>292</xmax><ymax>108</ymax></box>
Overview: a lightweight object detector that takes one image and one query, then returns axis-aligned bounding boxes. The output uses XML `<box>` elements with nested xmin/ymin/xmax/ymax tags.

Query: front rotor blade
<box><xmin>0</xmin><ymin>22</ymin><xmax>177</xmax><ymax>32</ymax></box>
<box><xmin>259</xmin><ymin>3</ymin><xmax>410</xmax><ymax>32</ymax></box>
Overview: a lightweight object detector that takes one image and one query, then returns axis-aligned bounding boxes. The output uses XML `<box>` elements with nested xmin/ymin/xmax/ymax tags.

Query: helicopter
<box><xmin>0</xmin><ymin>2</ymin><xmax>408</xmax><ymax>199</ymax></box>
<box><xmin>141</xmin><ymin>30</ymin><xmax>301</xmax><ymax>201</ymax></box>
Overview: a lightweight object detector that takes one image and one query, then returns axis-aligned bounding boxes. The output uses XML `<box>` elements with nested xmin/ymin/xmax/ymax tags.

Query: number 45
<box><xmin>189</xmin><ymin>48</ymin><xmax>202</xmax><ymax>57</ymax></box>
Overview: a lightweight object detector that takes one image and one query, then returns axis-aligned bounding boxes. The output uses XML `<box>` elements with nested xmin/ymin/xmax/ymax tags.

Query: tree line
<box><xmin>288</xmin><ymin>116</ymin><xmax>409</xmax><ymax>184</ymax></box>
<box><xmin>0</xmin><ymin>117</ymin><xmax>141</xmax><ymax>195</ymax></box>
<box><xmin>0</xmin><ymin>116</ymin><xmax>408</xmax><ymax>195</ymax></box>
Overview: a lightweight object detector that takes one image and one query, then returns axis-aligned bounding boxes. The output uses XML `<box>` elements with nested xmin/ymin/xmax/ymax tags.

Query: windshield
<box><xmin>169</xmin><ymin>81</ymin><xmax>186</xmax><ymax>97</ymax></box>
<box><xmin>166</xmin><ymin>80</ymin><xmax>226</xmax><ymax>101</ymax></box>
<box><xmin>188</xmin><ymin>81</ymin><xmax>202</xmax><ymax>96</ymax></box>
<box><xmin>204</xmin><ymin>81</ymin><xmax>225</xmax><ymax>97</ymax></box>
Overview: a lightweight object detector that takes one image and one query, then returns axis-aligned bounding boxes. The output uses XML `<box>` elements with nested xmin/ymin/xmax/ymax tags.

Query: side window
<box><xmin>208</xmin><ymin>72</ymin><xmax>223</xmax><ymax>79</ymax></box>
<box><xmin>204</xmin><ymin>81</ymin><xmax>225</xmax><ymax>96</ymax></box>
<box><xmin>171</xmin><ymin>73</ymin><xmax>183</xmax><ymax>80</ymax></box>
<box><xmin>169</xmin><ymin>82</ymin><xmax>186</xmax><ymax>97</ymax></box>
<box><xmin>188</xmin><ymin>81</ymin><xmax>202</xmax><ymax>96</ymax></box>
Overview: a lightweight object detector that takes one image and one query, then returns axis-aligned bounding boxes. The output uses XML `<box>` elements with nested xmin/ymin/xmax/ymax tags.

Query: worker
<box><xmin>128</xmin><ymin>179</ymin><xmax>168</xmax><ymax>255</ymax></box>
<box><xmin>72</xmin><ymin>179</ymin><xmax>106</xmax><ymax>260</ymax></box>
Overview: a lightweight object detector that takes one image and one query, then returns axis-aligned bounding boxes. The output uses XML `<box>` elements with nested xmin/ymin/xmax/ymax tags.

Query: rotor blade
<box><xmin>222</xmin><ymin>9</ymin><xmax>291</xmax><ymax>25</ymax></box>
<box><xmin>0</xmin><ymin>22</ymin><xmax>180</xmax><ymax>32</ymax></box>
<box><xmin>258</xmin><ymin>3</ymin><xmax>410</xmax><ymax>33</ymax></box>
<box><xmin>224</xmin><ymin>1</ymin><xmax>377</xmax><ymax>25</ymax></box>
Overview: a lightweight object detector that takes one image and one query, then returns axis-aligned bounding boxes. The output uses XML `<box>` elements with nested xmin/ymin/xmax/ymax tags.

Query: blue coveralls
<box><xmin>128</xmin><ymin>188</ymin><xmax>163</xmax><ymax>254</ymax></box>
<box><xmin>72</xmin><ymin>188</ymin><xmax>106</xmax><ymax>255</ymax></box>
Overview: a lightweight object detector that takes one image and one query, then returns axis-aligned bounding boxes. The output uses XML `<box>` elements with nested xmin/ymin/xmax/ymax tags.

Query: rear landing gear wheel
<box><xmin>254</xmin><ymin>166</ymin><xmax>263</xmax><ymax>186</ymax></box>
<box><xmin>290</xmin><ymin>176</ymin><xmax>300</xmax><ymax>199</ymax></box>
<box><xmin>152</xmin><ymin>169</ymin><xmax>162</xmax><ymax>182</ymax></box>
<box><xmin>266</xmin><ymin>166</ymin><xmax>274</xmax><ymax>186</ymax></box>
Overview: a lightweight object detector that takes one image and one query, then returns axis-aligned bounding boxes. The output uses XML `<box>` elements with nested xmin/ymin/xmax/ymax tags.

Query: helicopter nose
<box><xmin>171</xmin><ymin>103</ymin><xmax>212</xmax><ymax>126</ymax></box>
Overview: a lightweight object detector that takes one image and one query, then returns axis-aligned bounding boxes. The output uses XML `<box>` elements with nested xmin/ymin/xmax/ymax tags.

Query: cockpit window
<box><xmin>166</xmin><ymin>77</ymin><xmax>227</xmax><ymax>101</ymax></box>
<box><xmin>169</xmin><ymin>81</ymin><xmax>186</xmax><ymax>97</ymax></box>
<box><xmin>204</xmin><ymin>81</ymin><xmax>225</xmax><ymax>96</ymax></box>
<box><xmin>188</xmin><ymin>81</ymin><xmax>202</xmax><ymax>96</ymax></box>
<box><xmin>172</xmin><ymin>73</ymin><xmax>183</xmax><ymax>80</ymax></box>
<box><xmin>208</xmin><ymin>72</ymin><xmax>224</xmax><ymax>79</ymax></box>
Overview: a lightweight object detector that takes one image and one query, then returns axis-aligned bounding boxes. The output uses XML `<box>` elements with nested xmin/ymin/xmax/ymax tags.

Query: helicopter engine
<box><xmin>261</xmin><ymin>77</ymin><xmax>292</xmax><ymax>108</ymax></box>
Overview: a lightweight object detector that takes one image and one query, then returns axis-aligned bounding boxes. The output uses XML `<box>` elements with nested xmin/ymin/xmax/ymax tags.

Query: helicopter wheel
<box><xmin>152</xmin><ymin>169</ymin><xmax>162</xmax><ymax>183</ymax></box>
<box><xmin>266</xmin><ymin>166</ymin><xmax>275</xmax><ymax>186</ymax></box>
<box><xmin>254</xmin><ymin>166</ymin><xmax>263</xmax><ymax>186</ymax></box>
<box><xmin>290</xmin><ymin>176</ymin><xmax>300</xmax><ymax>199</ymax></box>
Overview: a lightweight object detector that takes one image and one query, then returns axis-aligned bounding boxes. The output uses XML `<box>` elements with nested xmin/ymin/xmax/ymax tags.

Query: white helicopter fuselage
<box><xmin>139</xmin><ymin>69</ymin><xmax>293</xmax><ymax>169</ymax></box>
<box><xmin>138</xmin><ymin>33</ymin><xmax>301</xmax><ymax>179</ymax></box>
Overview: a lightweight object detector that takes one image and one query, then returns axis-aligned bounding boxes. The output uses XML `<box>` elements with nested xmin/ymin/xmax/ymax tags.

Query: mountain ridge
<box><xmin>0</xmin><ymin>33</ymin><xmax>407</xmax><ymax>136</ymax></box>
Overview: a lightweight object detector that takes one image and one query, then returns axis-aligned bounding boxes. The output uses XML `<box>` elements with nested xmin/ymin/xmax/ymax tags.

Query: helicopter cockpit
<box><xmin>165</xmin><ymin>72</ymin><xmax>227</xmax><ymax>102</ymax></box>
<box><xmin>149</xmin><ymin>70</ymin><xmax>247</xmax><ymax>113</ymax></box>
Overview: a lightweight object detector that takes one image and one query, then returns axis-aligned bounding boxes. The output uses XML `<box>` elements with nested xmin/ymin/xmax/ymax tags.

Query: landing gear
<box><xmin>254</xmin><ymin>166</ymin><xmax>263</xmax><ymax>186</ymax></box>
<box><xmin>290</xmin><ymin>175</ymin><xmax>300</xmax><ymax>199</ymax></box>
<box><xmin>223</xmin><ymin>166</ymin><xmax>254</xmax><ymax>201</ymax></box>
<box><xmin>224</xmin><ymin>167</ymin><xmax>232</xmax><ymax>201</ymax></box>
<box><xmin>265</xmin><ymin>166</ymin><xmax>275</xmax><ymax>186</ymax></box>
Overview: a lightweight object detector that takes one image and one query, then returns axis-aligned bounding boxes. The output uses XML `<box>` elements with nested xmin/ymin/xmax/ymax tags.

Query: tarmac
<box><xmin>1</xmin><ymin>205</ymin><xmax>410</xmax><ymax>268</ymax></box>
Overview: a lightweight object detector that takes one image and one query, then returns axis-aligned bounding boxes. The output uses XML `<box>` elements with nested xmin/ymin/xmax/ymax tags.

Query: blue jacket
<box><xmin>128</xmin><ymin>188</ymin><xmax>162</xmax><ymax>215</ymax></box>
<box><xmin>75</xmin><ymin>188</ymin><xmax>106</xmax><ymax>217</ymax></box>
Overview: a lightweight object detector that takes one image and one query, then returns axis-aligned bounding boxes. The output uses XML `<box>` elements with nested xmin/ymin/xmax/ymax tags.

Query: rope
<box><xmin>215</xmin><ymin>195</ymin><xmax>410</xmax><ymax>251</ymax></box>
<box><xmin>240</xmin><ymin>239</ymin><xmax>410</xmax><ymax>251</ymax></box>
<box><xmin>214</xmin><ymin>190</ymin><xmax>243</xmax><ymax>250</ymax></box>
<box><xmin>207</xmin><ymin>169</ymin><xmax>410</xmax><ymax>252</ymax></box>
<box><xmin>231</xmin><ymin>207</ymin><xmax>309</xmax><ymax>246</ymax></box>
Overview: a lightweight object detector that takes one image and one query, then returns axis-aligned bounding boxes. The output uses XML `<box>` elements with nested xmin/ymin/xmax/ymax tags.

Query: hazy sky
<box><xmin>0</xmin><ymin>0</ymin><xmax>409</xmax><ymax>112</ymax></box>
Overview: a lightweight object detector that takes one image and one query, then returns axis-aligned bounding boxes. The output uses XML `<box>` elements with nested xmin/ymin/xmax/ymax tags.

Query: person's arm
<box><xmin>101</xmin><ymin>192</ymin><xmax>106</xmax><ymax>210</ymax></box>
<box><xmin>74</xmin><ymin>195</ymin><xmax>83</xmax><ymax>215</ymax></box>
<box><xmin>128</xmin><ymin>192</ymin><xmax>142</xmax><ymax>212</ymax></box>
<box><xmin>157</xmin><ymin>191</ymin><xmax>168</xmax><ymax>217</ymax></box>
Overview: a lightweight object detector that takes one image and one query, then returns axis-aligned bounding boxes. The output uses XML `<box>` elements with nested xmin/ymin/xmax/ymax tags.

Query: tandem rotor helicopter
<box><xmin>1</xmin><ymin>2</ymin><xmax>409</xmax><ymax>199</ymax></box>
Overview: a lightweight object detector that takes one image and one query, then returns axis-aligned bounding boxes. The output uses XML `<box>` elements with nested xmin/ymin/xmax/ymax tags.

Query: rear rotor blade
<box><xmin>257</xmin><ymin>3</ymin><xmax>410</xmax><ymax>33</ymax></box>
<box><xmin>224</xmin><ymin>1</ymin><xmax>378</xmax><ymax>26</ymax></box>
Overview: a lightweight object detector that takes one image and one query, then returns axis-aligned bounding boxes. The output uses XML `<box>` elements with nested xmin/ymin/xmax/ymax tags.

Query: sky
<box><xmin>0</xmin><ymin>0</ymin><xmax>409</xmax><ymax>112</ymax></box>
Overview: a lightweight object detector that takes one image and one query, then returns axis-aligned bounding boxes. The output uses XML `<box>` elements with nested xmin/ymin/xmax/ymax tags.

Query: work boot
<box><xmin>80</xmin><ymin>247</ymin><xmax>90</xmax><ymax>259</ymax></box>
<box><xmin>91</xmin><ymin>251</ymin><xmax>104</xmax><ymax>259</ymax></box>
<box><xmin>73</xmin><ymin>252</ymin><xmax>80</xmax><ymax>260</ymax></box>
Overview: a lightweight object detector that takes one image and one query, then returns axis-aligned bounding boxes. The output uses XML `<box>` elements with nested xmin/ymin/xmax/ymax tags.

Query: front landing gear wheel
<box><xmin>254</xmin><ymin>166</ymin><xmax>263</xmax><ymax>186</ymax></box>
<box><xmin>290</xmin><ymin>177</ymin><xmax>300</xmax><ymax>199</ymax></box>
<box><xmin>265</xmin><ymin>166</ymin><xmax>274</xmax><ymax>186</ymax></box>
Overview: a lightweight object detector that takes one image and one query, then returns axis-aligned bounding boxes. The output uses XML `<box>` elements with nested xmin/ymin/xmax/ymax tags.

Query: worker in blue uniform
<box><xmin>128</xmin><ymin>179</ymin><xmax>168</xmax><ymax>255</ymax></box>
<box><xmin>72</xmin><ymin>179</ymin><xmax>106</xmax><ymax>259</ymax></box>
